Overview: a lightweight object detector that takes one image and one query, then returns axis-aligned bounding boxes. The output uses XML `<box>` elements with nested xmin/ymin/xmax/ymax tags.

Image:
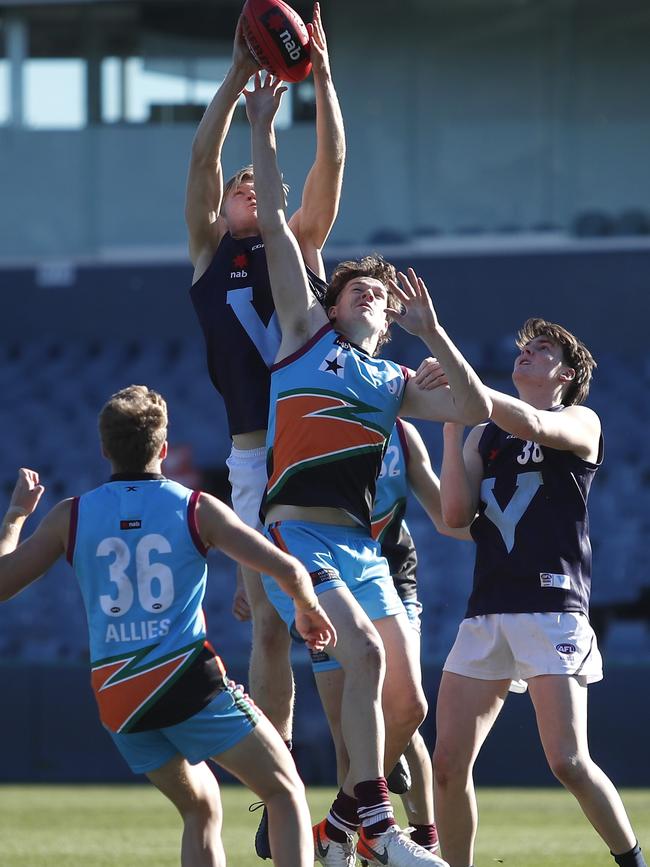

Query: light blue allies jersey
<box><xmin>67</xmin><ymin>475</ymin><xmax>227</xmax><ymax>734</ymax></box>
<box><xmin>371</xmin><ymin>419</ymin><xmax>418</xmax><ymax>602</ymax></box>
<box><xmin>263</xmin><ymin>324</ymin><xmax>410</xmax><ymax>530</ymax></box>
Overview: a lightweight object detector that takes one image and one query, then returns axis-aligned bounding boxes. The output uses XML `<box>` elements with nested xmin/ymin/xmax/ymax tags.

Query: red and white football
<box><xmin>241</xmin><ymin>0</ymin><xmax>312</xmax><ymax>83</ymax></box>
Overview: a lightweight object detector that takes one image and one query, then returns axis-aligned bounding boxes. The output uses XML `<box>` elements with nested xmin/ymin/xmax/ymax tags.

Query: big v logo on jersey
<box><xmin>227</xmin><ymin>286</ymin><xmax>281</xmax><ymax>367</ymax></box>
<box><xmin>481</xmin><ymin>471</ymin><xmax>543</xmax><ymax>552</ymax></box>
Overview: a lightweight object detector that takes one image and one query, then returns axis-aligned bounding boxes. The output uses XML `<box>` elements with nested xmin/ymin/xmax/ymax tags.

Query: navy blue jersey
<box><xmin>383</xmin><ymin>521</ymin><xmax>418</xmax><ymax>603</ymax></box>
<box><xmin>190</xmin><ymin>232</ymin><xmax>327</xmax><ymax>437</ymax></box>
<box><xmin>466</xmin><ymin>417</ymin><xmax>603</xmax><ymax>618</ymax></box>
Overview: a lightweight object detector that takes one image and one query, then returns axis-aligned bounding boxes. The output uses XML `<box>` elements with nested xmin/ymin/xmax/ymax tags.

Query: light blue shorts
<box><xmin>109</xmin><ymin>683</ymin><xmax>259</xmax><ymax>774</ymax></box>
<box><xmin>263</xmin><ymin>521</ymin><xmax>404</xmax><ymax>672</ymax></box>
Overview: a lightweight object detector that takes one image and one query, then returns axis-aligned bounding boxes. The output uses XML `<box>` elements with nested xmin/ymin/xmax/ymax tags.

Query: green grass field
<box><xmin>0</xmin><ymin>784</ymin><xmax>648</xmax><ymax>866</ymax></box>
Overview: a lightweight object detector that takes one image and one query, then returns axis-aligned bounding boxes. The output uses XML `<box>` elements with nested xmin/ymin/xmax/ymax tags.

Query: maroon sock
<box><xmin>410</xmin><ymin>823</ymin><xmax>439</xmax><ymax>851</ymax></box>
<box><xmin>354</xmin><ymin>778</ymin><xmax>396</xmax><ymax>838</ymax></box>
<box><xmin>325</xmin><ymin>789</ymin><xmax>359</xmax><ymax>843</ymax></box>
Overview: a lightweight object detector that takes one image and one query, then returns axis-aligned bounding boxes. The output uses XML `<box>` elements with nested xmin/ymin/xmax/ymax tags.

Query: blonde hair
<box><xmin>98</xmin><ymin>385</ymin><xmax>168</xmax><ymax>471</ymax></box>
<box><xmin>516</xmin><ymin>318</ymin><xmax>596</xmax><ymax>405</ymax></box>
<box><xmin>221</xmin><ymin>165</ymin><xmax>255</xmax><ymax>211</ymax></box>
<box><xmin>325</xmin><ymin>255</ymin><xmax>400</xmax><ymax>354</ymax></box>
<box><xmin>220</xmin><ymin>165</ymin><xmax>289</xmax><ymax>213</ymax></box>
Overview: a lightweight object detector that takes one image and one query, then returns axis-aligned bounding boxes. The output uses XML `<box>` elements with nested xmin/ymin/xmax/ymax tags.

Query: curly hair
<box><xmin>98</xmin><ymin>385</ymin><xmax>168</xmax><ymax>471</ymax></box>
<box><xmin>516</xmin><ymin>318</ymin><xmax>596</xmax><ymax>405</ymax></box>
<box><xmin>325</xmin><ymin>255</ymin><xmax>401</xmax><ymax>354</ymax></box>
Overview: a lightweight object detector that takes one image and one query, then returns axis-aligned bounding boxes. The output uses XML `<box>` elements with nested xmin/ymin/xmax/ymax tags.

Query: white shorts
<box><xmin>225</xmin><ymin>445</ymin><xmax>267</xmax><ymax>530</ymax></box>
<box><xmin>443</xmin><ymin>612</ymin><xmax>603</xmax><ymax>694</ymax></box>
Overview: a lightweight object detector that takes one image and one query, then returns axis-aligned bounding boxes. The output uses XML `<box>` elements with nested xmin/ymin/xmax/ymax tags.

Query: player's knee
<box><xmin>386</xmin><ymin>685</ymin><xmax>427</xmax><ymax>734</ymax></box>
<box><xmin>431</xmin><ymin>742</ymin><xmax>468</xmax><ymax>787</ymax></box>
<box><xmin>252</xmin><ymin>607</ymin><xmax>290</xmax><ymax>655</ymax></box>
<box><xmin>547</xmin><ymin>750</ymin><xmax>589</xmax><ymax>788</ymax></box>
<box><xmin>268</xmin><ymin>758</ymin><xmax>307</xmax><ymax>803</ymax></box>
<box><xmin>357</xmin><ymin>633</ymin><xmax>385</xmax><ymax>678</ymax></box>
<box><xmin>182</xmin><ymin>787</ymin><xmax>222</xmax><ymax>829</ymax></box>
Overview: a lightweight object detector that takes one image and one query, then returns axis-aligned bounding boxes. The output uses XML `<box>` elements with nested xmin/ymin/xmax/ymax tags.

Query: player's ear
<box><xmin>559</xmin><ymin>366</ymin><xmax>575</xmax><ymax>383</ymax></box>
<box><xmin>327</xmin><ymin>306</ymin><xmax>336</xmax><ymax>321</ymax></box>
<box><xmin>159</xmin><ymin>441</ymin><xmax>168</xmax><ymax>460</ymax></box>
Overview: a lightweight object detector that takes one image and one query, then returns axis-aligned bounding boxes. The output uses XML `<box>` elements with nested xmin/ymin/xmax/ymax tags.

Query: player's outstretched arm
<box><xmin>185</xmin><ymin>18</ymin><xmax>259</xmax><ymax>276</ymax></box>
<box><xmin>288</xmin><ymin>2</ymin><xmax>345</xmax><ymax>278</ymax></box>
<box><xmin>402</xmin><ymin>421</ymin><xmax>472</xmax><ymax>541</ymax></box>
<box><xmin>0</xmin><ymin>469</ymin><xmax>68</xmax><ymax>601</ymax></box>
<box><xmin>440</xmin><ymin>423</ymin><xmax>485</xmax><ymax>528</ymax></box>
<box><xmin>394</xmin><ymin>268</ymin><xmax>491</xmax><ymax>425</ymax></box>
<box><xmin>488</xmin><ymin>389</ymin><xmax>601</xmax><ymax>460</ymax></box>
<box><xmin>195</xmin><ymin>492</ymin><xmax>336</xmax><ymax>651</ymax></box>
<box><xmin>244</xmin><ymin>72</ymin><xmax>328</xmax><ymax>359</ymax></box>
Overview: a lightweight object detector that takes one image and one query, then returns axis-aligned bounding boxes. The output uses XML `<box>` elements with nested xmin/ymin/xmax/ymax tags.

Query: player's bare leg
<box><xmin>528</xmin><ymin>674</ymin><xmax>639</xmax><ymax>856</ymax></box>
<box><xmin>316</xmin><ymin>667</ymin><xmax>349</xmax><ymax>784</ymax></box>
<box><xmin>316</xmin><ymin>615</ymin><xmax>429</xmax><ymax>807</ymax></box>
<box><xmin>432</xmin><ymin>672</ymin><xmax>510</xmax><ymax>867</ymax></box>
<box><xmin>374</xmin><ymin>612</ymin><xmax>428</xmax><ymax>775</ymax></box>
<box><xmin>402</xmin><ymin>730</ymin><xmax>435</xmax><ymax>827</ymax></box>
<box><xmin>315</xmin><ymin>586</ymin><xmax>386</xmax><ymax>789</ymax></box>
<box><xmin>242</xmin><ymin>564</ymin><xmax>294</xmax><ymax>741</ymax></box>
<box><xmin>147</xmin><ymin>756</ymin><xmax>225</xmax><ymax>867</ymax></box>
<box><xmin>216</xmin><ymin>715</ymin><xmax>314</xmax><ymax>866</ymax></box>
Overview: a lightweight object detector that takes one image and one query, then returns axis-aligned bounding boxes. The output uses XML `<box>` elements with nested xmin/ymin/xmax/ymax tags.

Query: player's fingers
<box><xmin>389</xmin><ymin>277</ymin><xmax>407</xmax><ymax>300</ymax></box>
<box><xmin>396</xmin><ymin>271</ymin><xmax>416</xmax><ymax>298</ymax></box>
<box><xmin>407</xmin><ymin>267</ymin><xmax>422</xmax><ymax>293</ymax></box>
<box><xmin>26</xmin><ymin>469</ymin><xmax>40</xmax><ymax>487</ymax></box>
<box><xmin>417</xmin><ymin>276</ymin><xmax>432</xmax><ymax>299</ymax></box>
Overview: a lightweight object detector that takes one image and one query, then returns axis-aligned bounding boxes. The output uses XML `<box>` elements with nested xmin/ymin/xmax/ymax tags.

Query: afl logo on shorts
<box><xmin>556</xmin><ymin>643</ymin><xmax>577</xmax><ymax>655</ymax></box>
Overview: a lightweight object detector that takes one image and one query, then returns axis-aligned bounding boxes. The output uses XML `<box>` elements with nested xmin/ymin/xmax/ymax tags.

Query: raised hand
<box><xmin>390</xmin><ymin>267</ymin><xmax>439</xmax><ymax>338</ymax></box>
<box><xmin>243</xmin><ymin>71</ymin><xmax>288</xmax><ymax>127</ymax></box>
<box><xmin>294</xmin><ymin>601</ymin><xmax>337</xmax><ymax>652</ymax></box>
<box><xmin>307</xmin><ymin>2</ymin><xmax>331</xmax><ymax>79</ymax></box>
<box><xmin>7</xmin><ymin>468</ymin><xmax>45</xmax><ymax>520</ymax></box>
<box><xmin>232</xmin><ymin>15</ymin><xmax>260</xmax><ymax>81</ymax></box>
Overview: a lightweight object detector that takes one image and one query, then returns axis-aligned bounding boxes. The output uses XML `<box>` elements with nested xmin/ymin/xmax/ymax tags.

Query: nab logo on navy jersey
<box><xmin>230</xmin><ymin>253</ymin><xmax>248</xmax><ymax>279</ymax></box>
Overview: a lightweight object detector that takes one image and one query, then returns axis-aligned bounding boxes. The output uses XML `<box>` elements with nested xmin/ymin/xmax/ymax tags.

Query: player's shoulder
<box><xmin>50</xmin><ymin>497</ymin><xmax>75</xmax><ymax>519</ymax></box>
<box><xmin>39</xmin><ymin>497</ymin><xmax>75</xmax><ymax>547</ymax></box>
<box><xmin>558</xmin><ymin>403</ymin><xmax>601</xmax><ymax>424</ymax></box>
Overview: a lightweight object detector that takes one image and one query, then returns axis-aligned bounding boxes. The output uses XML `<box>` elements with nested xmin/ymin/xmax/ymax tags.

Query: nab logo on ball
<box><xmin>262</xmin><ymin>9</ymin><xmax>305</xmax><ymax>63</ymax></box>
<box><xmin>242</xmin><ymin>0</ymin><xmax>312</xmax><ymax>83</ymax></box>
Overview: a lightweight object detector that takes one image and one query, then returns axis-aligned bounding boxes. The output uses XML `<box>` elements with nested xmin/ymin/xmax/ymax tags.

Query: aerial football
<box><xmin>241</xmin><ymin>0</ymin><xmax>312</xmax><ymax>83</ymax></box>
